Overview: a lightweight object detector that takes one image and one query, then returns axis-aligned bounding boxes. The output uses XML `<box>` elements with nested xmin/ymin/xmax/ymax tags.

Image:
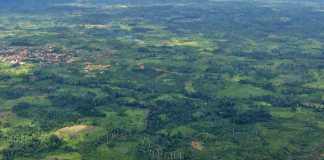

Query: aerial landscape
<box><xmin>1</xmin><ymin>0</ymin><xmax>324</xmax><ymax>159</ymax></box>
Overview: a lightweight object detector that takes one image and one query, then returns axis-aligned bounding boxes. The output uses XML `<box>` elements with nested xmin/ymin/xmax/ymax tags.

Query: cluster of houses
<box><xmin>0</xmin><ymin>46</ymin><xmax>74</xmax><ymax>65</ymax></box>
<box><xmin>0</xmin><ymin>48</ymin><xmax>28</xmax><ymax>65</ymax></box>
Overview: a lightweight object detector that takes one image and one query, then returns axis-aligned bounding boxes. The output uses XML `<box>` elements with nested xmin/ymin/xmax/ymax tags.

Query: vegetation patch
<box><xmin>55</xmin><ymin>125</ymin><xmax>96</xmax><ymax>139</ymax></box>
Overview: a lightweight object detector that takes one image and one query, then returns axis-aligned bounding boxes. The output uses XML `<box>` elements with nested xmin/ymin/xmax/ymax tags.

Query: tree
<box><xmin>11</xmin><ymin>102</ymin><xmax>32</xmax><ymax>117</ymax></box>
<box><xmin>47</xmin><ymin>135</ymin><xmax>62</xmax><ymax>150</ymax></box>
<box><xmin>235</xmin><ymin>110</ymin><xmax>272</xmax><ymax>124</ymax></box>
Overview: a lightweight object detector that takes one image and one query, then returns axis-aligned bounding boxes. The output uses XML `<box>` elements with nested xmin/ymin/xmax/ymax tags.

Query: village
<box><xmin>0</xmin><ymin>45</ymin><xmax>74</xmax><ymax>65</ymax></box>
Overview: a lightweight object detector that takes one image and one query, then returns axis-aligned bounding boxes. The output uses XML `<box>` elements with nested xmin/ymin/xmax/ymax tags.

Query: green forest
<box><xmin>0</xmin><ymin>0</ymin><xmax>324</xmax><ymax>159</ymax></box>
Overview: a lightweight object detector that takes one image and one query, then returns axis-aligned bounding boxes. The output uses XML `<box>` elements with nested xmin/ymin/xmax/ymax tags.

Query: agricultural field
<box><xmin>1</xmin><ymin>0</ymin><xmax>324</xmax><ymax>159</ymax></box>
